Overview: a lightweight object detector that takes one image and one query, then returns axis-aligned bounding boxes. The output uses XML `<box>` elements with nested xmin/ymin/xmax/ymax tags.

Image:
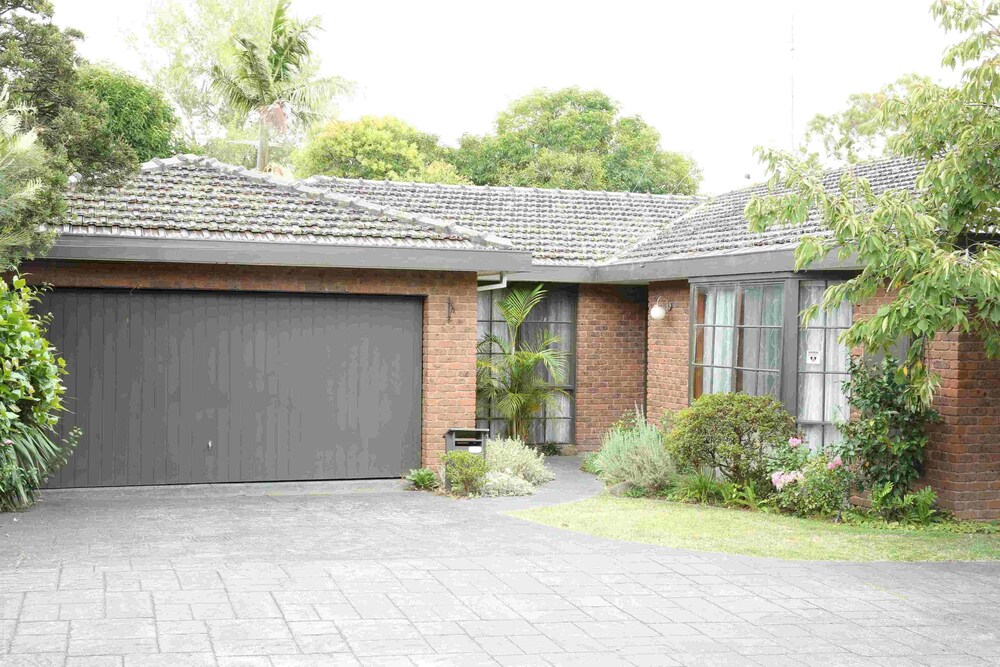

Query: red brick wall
<box><xmin>20</xmin><ymin>260</ymin><xmax>478</xmax><ymax>470</ymax></box>
<box><xmin>646</xmin><ymin>281</ymin><xmax>691</xmax><ymax>420</ymax></box>
<box><xmin>574</xmin><ymin>285</ymin><xmax>647</xmax><ymax>451</ymax></box>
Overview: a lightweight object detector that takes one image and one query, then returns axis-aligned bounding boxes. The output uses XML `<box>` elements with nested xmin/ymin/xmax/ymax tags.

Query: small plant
<box><xmin>580</xmin><ymin>452</ymin><xmax>602</xmax><ymax>475</ymax></box>
<box><xmin>666</xmin><ymin>393</ymin><xmax>795</xmax><ymax>489</ymax></box>
<box><xmin>443</xmin><ymin>451</ymin><xmax>488</xmax><ymax>496</ymax></box>
<box><xmin>672</xmin><ymin>469</ymin><xmax>725</xmax><ymax>504</ymax></box>
<box><xmin>721</xmin><ymin>482</ymin><xmax>767</xmax><ymax>510</ymax></box>
<box><xmin>595</xmin><ymin>407</ymin><xmax>675</xmax><ymax>492</ymax></box>
<box><xmin>870</xmin><ymin>482</ymin><xmax>941</xmax><ymax>525</ymax></box>
<box><xmin>481</xmin><ymin>471</ymin><xmax>535</xmax><ymax>497</ymax></box>
<box><xmin>485</xmin><ymin>437</ymin><xmax>554</xmax><ymax>485</ymax></box>
<box><xmin>771</xmin><ymin>454</ymin><xmax>851</xmax><ymax>518</ymax></box>
<box><xmin>404</xmin><ymin>467</ymin><xmax>439</xmax><ymax>491</ymax></box>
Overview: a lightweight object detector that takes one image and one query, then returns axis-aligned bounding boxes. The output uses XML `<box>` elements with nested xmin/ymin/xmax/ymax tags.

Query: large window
<box><xmin>476</xmin><ymin>284</ymin><xmax>576</xmax><ymax>444</ymax></box>
<box><xmin>690</xmin><ymin>276</ymin><xmax>852</xmax><ymax>450</ymax></box>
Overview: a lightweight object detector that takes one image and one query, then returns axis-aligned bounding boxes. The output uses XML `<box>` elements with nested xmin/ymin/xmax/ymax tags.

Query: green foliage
<box><xmin>746</xmin><ymin>0</ymin><xmax>1000</xmax><ymax>405</ymax></box>
<box><xmin>594</xmin><ymin>407</ymin><xmax>675</xmax><ymax>492</ymax></box>
<box><xmin>404</xmin><ymin>467</ymin><xmax>438</xmax><ymax>491</ymax></box>
<box><xmin>870</xmin><ymin>483</ymin><xmax>941</xmax><ymax>525</ymax></box>
<box><xmin>451</xmin><ymin>87</ymin><xmax>701</xmax><ymax>194</ymax></box>
<box><xmin>293</xmin><ymin>116</ymin><xmax>468</xmax><ymax>183</ymax></box>
<box><xmin>0</xmin><ymin>277</ymin><xmax>77</xmax><ymax>510</ymax></box>
<box><xmin>772</xmin><ymin>455</ymin><xmax>852</xmax><ymax>518</ymax></box>
<box><xmin>671</xmin><ymin>469</ymin><xmax>725</xmax><ymax>504</ymax></box>
<box><xmin>719</xmin><ymin>482</ymin><xmax>767</xmax><ymax>511</ymax></box>
<box><xmin>481</xmin><ymin>470</ymin><xmax>535</xmax><ymax>497</ymax></box>
<box><xmin>476</xmin><ymin>285</ymin><xmax>568</xmax><ymax>443</ymax></box>
<box><xmin>0</xmin><ymin>88</ymin><xmax>60</xmax><ymax>269</ymax></box>
<box><xmin>208</xmin><ymin>0</ymin><xmax>349</xmax><ymax>170</ymax></box>
<box><xmin>0</xmin><ymin>0</ymin><xmax>136</xmax><ymax>184</ymax></box>
<box><xmin>666</xmin><ymin>393</ymin><xmax>796</xmax><ymax>488</ymax></box>
<box><xmin>838</xmin><ymin>356</ymin><xmax>939</xmax><ymax>499</ymax></box>
<box><xmin>484</xmin><ymin>437</ymin><xmax>554</xmax><ymax>485</ymax></box>
<box><xmin>78</xmin><ymin>65</ymin><xmax>181</xmax><ymax>162</ymax></box>
<box><xmin>442</xmin><ymin>451</ymin><xmax>488</xmax><ymax>496</ymax></box>
<box><xmin>580</xmin><ymin>452</ymin><xmax>602</xmax><ymax>475</ymax></box>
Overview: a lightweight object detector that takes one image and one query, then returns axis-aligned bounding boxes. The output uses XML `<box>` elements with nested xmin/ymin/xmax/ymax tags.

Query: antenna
<box><xmin>789</xmin><ymin>9</ymin><xmax>796</xmax><ymax>149</ymax></box>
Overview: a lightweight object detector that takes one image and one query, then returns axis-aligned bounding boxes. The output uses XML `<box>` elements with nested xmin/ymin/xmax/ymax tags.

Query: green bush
<box><xmin>485</xmin><ymin>437</ymin><xmax>554</xmax><ymax>485</ymax></box>
<box><xmin>772</xmin><ymin>454</ymin><xmax>851</xmax><ymax>518</ymax></box>
<box><xmin>671</xmin><ymin>469</ymin><xmax>726</xmax><ymax>504</ymax></box>
<box><xmin>666</xmin><ymin>393</ymin><xmax>795</xmax><ymax>489</ymax></box>
<box><xmin>443</xmin><ymin>451</ymin><xmax>488</xmax><ymax>496</ymax></box>
<box><xmin>595</xmin><ymin>407</ymin><xmax>675</xmax><ymax>492</ymax></box>
<box><xmin>481</xmin><ymin>471</ymin><xmax>535</xmax><ymax>497</ymax></box>
<box><xmin>404</xmin><ymin>467</ymin><xmax>439</xmax><ymax>491</ymax></box>
<box><xmin>871</xmin><ymin>483</ymin><xmax>941</xmax><ymax>525</ymax></box>
<box><xmin>838</xmin><ymin>356</ymin><xmax>939</xmax><ymax>501</ymax></box>
<box><xmin>0</xmin><ymin>278</ymin><xmax>76</xmax><ymax>511</ymax></box>
<box><xmin>580</xmin><ymin>452</ymin><xmax>602</xmax><ymax>475</ymax></box>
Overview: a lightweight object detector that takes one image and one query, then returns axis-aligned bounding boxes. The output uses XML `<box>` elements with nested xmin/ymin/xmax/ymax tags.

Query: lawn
<box><xmin>511</xmin><ymin>494</ymin><xmax>1000</xmax><ymax>561</ymax></box>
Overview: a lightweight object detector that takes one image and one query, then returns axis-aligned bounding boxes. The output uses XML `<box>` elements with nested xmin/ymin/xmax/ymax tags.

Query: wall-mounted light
<box><xmin>649</xmin><ymin>297</ymin><xmax>672</xmax><ymax>321</ymax></box>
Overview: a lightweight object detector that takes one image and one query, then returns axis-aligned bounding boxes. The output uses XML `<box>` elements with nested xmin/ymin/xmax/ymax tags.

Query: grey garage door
<box><xmin>41</xmin><ymin>289</ymin><xmax>422</xmax><ymax>488</ymax></box>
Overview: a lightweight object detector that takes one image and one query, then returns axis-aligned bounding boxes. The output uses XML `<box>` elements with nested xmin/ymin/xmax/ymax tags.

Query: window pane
<box><xmin>760</xmin><ymin>371</ymin><xmax>780</xmax><ymax>399</ymax></box>
<box><xmin>546</xmin><ymin>418</ymin><xmax>572</xmax><ymax>444</ymax></box>
<box><xmin>762</xmin><ymin>284</ymin><xmax>784</xmax><ymax>326</ymax></box>
<box><xmin>825</xmin><ymin>373</ymin><xmax>850</xmax><ymax>423</ymax></box>
<box><xmin>740</xmin><ymin>327</ymin><xmax>760</xmax><ymax>369</ymax></box>
<box><xmin>693</xmin><ymin>366</ymin><xmax>704</xmax><ymax>398</ymax></box>
<box><xmin>713</xmin><ymin>326</ymin><xmax>734</xmax><ymax>371</ymax></box>
<box><xmin>799</xmin><ymin>281</ymin><xmax>826</xmax><ymax>327</ymax></box>
<box><xmin>742</xmin><ymin>286</ymin><xmax>762</xmax><ymax>326</ymax></box>
<box><xmin>694</xmin><ymin>327</ymin><xmax>706</xmax><ymax>365</ymax></box>
<box><xmin>798</xmin><ymin>373</ymin><xmax>824</xmax><ymax>420</ymax></box>
<box><xmin>830</xmin><ymin>299</ymin><xmax>853</xmax><ymax>328</ymax></box>
<box><xmin>477</xmin><ymin>290</ymin><xmax>493</xmax><ymax>321</ymax></box>
<box><xmin>799</xmin><ymin>329</ymin><xmax>825</xmax><ymax>369</ymax></box>
<box><xmin>823</xmin><ymin>424</ymin><xmax>842</xmax><ymax>447</ymax></box>
<box><xmin>802</xmin><ymin>423</ymin><xmax>824</xmax><ymax>450</ymax></box>
<box><xmin>761</xmin><ymin>328</ymin><xmax>782</xmax><ymax>370</ymax></box>
<box><xmin>712</xmin><ymin>366</ymin><xmax>733</xmax><ymax>393</ymax></box>
<box><xmin>825</xmin><ymin>329</ymin><xmax>849</xmax><ymax>373</ymax></box>
<box><xmin>738</xmin><ymin>370</ymin><xmax>757</xmax><ymax>394</ymax></box>
<box><xmin>714</xmin><ymin>287</ymin><xmax>736</xmax><ymax>326</ymax></box>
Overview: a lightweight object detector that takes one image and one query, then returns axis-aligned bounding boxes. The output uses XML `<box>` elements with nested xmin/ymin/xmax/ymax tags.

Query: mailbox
<box><xmin>444</xmin><ymin>428</ymin><xmax>489</xmax><ymax>455</ymax></box>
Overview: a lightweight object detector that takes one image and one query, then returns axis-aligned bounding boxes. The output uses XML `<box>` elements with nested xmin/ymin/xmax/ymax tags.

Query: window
<box><xmin>797</xmin><ymin>280</ymin><xmax>851</xmax><ymax>448</ymax></box>
<box><xmin>476</xmin><ymin>284</ymin><xmax>576</xmax><ymax>444</ymax></box>
<box><xmin>692</xmin><ymin>282</ymin><xmax>783</xmax><ymax>400</ymax></box>
<box><xmin>689</xmin><ymin>276</ymin><xmax>853</xmax><ymax>450</ymax></box>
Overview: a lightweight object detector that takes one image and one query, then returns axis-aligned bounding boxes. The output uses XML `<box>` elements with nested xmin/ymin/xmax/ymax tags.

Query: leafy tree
<box><xmin>476</xmin><ymin>286</ymin><xmax>568</xmax><ymax>443</ymax></box>
<box><xmin>208</xmin><ymin>0</ymin><xmax>347</xmax><ymax>171</ymax></box>
<box><xmin>745</xmin><ymin>0</ymin><xmax>1000</xmax><ymax>406</ymax></box>
<box><xmin>78</xmin><ymin>65</ymin><xmax>182</xmax><ymax>162</ymax></box>
<box><xmin>0</xmin><ymin>0</ymin><xmax>135</xmax><ymax>183</ymax></box>
<box><xmin>294</xmin><ymin>115</ymin><xmax>469</xmax><ymax>183</ymax></box>
<box><xmin>451</xmin><ymin>88</ymin><xmax>701</xmax><ymax>194</ymax></box>
<box><xmin>0</xmin><ymin>88</ymin><xmax>60</xmax><ymax>268</ymax></box>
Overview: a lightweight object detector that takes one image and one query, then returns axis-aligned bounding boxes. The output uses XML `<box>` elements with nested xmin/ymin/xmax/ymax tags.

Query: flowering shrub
<box><xmin>485</xmin><ymin>437</ymin><xmax>554</xmax><ymax>485</ymax></box>
<box><xmin>771</xmin><ymin>454</ymin><xmax>851</xmax><ymax>518</ymax></box>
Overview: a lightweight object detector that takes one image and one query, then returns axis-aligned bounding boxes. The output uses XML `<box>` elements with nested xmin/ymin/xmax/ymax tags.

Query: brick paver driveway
<box><xmin>2</xmin><ymin>457</ymin><xmax>999</xmax><ymax>667</ymax></box>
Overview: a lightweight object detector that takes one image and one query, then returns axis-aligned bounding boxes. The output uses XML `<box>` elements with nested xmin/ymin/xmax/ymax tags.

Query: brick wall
<box><xmin>21</xmin><ymin>260</ymin><xmax>478</xmax><ymax>470</ymax></box>
<box><xmin>574</xmin><ymin>285</ymin><xmax>647</xmax><ymax>451</ymax></box>
<box><xmin>646</xmin><ymin>281</ymin><xmax>691</xmax><ymax>420</ymax></box>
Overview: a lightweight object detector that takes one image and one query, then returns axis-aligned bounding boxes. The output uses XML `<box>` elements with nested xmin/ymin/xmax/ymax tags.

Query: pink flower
<box><xmin>788</xmin><ymin>437</ymin><xmax>802</xmax><ymax>448</ymax></box>
<box><xmin>827</xmin><ymin>455</ymin><xmax>844</xmax><ymax>471</ymax></box>
<box><xmin>772</xmin><ymin>470</ymin><xmax>804</xmax><ymax>491</ymax></box>
<box><xmin>1</xmin><ymin>439</ymin><xmax>11</xmax><ymax>446</ymax></box>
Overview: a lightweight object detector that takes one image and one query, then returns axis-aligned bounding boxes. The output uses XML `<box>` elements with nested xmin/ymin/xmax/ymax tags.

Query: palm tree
<box><xmin>476</xmin><ymin>285</ymin><xmax>569</xmax><ymax>443</ymax></box>
<box><xmin>210</xmin><ymin>0</ymin><xmax>348</xmax><ymax>171</ymax></box>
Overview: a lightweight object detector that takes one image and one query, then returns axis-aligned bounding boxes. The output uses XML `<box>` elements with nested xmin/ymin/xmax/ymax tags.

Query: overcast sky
<box><xmin>52</xmin><ymin>0</ymin><xmax>958</xmax><ymax>194</ymax></box>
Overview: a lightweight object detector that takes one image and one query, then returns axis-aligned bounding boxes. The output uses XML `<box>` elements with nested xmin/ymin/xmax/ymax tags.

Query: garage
<box><xmin>41</xmin><ymin>288</ymin><xmax>423</xmax><ymax>488</ymax></box>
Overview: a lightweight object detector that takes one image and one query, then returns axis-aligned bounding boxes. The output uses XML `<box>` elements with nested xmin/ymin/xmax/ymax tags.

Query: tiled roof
<box><xmin>55</xmin><ymin>155</ymin><xmax>514</xmax><ymax>252</ymax></box>
<box><xmin>305</xmin><ymin>175</ymin><xmax>704</xmax><ymax>264</ymax></box>
<box><xmin>614</xmin><ymin>157</ymin><xmax>924</xmax><ymax>263</ymax></box>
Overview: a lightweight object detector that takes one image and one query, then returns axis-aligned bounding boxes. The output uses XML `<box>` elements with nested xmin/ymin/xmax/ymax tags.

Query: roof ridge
<box><xmin>304</xmin><ymin>173</ymin><xmax>707</xmax><ymax>201</ymax></box>
<box><xmin>124</xmin><ymin>154</ymin><xmax>516</xmax><ymax>251</ymax></box>
<box><xmin>601</xmin><ymin>194</ymin><xmax>720</xmax><ymax>265</ymax></box>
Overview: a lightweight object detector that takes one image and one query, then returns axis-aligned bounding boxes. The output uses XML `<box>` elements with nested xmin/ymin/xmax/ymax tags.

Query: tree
<box><xmin>451</xmin><ymin>87</ymin><xmax>702</xmax><ymax>194</ymax></box>
<box><xmin>745</xmin><ymin>0</ymin><xmax>1000</xmax><ymax>406</ymax></box>
<box><xmin>78</xmin><ymin>65</ymin><xmax>182</xmax><ymax>163</ymax></box>
<box><xmin>293</xmin><ymin>115</ymin><xmax>469</xmax><ymax>183</ymax></box>
<box><xmin>0</xmin><ymin>0</ymin><xmax>135</xmax><ymax>184</ymax></box>
<box><xmin>476</xmin><ymin>286</ymin><xmax>568</xmax><ymax>443</ymax></box>
<box><xmin>0</xmin><ymin>88</ymin><xmax>60</xmax><ymax>269</ymax></box>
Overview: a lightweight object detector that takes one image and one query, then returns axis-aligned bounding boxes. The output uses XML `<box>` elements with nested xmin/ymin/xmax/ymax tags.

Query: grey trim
<box><xmin>597</xmin><ymin>247</ymin><xmax>862</xmax><ymax>283</ymax></box>
<box><xmin>49</xmin><ymin>235</ymin><xmax>535</xmax><ymax>273</ymax></box>
<box><xmin>508</xmin><ymin>265</ymin><xmax>601</xmax><ymax>284</ymax></box>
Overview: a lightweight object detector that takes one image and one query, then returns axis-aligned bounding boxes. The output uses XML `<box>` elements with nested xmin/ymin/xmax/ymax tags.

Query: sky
<box><xmin>52</xmin><ymin>0</ymin><xmax>958</xmax><ymax>194</ymax></box>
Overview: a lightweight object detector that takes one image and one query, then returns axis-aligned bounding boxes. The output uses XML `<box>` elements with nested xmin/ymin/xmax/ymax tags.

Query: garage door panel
<box><xmin>42</xmin><ymin>289</ymin><xmax>422</xmax><ymax>488</ymax></box>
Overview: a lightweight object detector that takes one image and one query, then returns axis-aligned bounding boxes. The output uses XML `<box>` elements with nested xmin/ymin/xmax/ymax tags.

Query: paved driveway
<box><xmin>1</xmin><ymin>458</ymin><xmax>999</xmax><ymax>667</ymax></box>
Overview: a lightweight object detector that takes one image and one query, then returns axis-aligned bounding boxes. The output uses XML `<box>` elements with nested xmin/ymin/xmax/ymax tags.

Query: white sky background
<box><xmin>53</xmin><ymin>0</ymin><xmax>958</xmax><ymax>194</ymax></box>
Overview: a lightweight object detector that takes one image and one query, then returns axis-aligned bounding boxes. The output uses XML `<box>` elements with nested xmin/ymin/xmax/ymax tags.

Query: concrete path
<box><xmin>1</xmin><ymin>457</ymin><xmax>998</xmax><ymax>666</ymax></box>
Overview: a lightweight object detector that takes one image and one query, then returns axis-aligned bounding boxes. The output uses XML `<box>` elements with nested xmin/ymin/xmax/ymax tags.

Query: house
<box><xmin>21</xmin><ymin>154</ymin><xmax>999</xmax><ymax>519</ymax></box>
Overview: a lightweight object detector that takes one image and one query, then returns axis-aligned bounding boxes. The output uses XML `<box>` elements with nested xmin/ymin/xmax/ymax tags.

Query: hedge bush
<box><xmin>443</xmin><ymin>450</ymin><xmax>488</xmax><ymax>496</ymax></box>
<box><xmin>485</xmin><ymin>437</ymin><xmax>554</xmax><ymax>485</ymax></box>
<box><xmin>596</xmin><ymin>407</ymin><xmax>675</xmax><ymax>492</ymax></box>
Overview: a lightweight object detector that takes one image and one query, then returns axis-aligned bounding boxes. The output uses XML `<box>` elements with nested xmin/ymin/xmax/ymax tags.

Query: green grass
<box><xmin>511</xmin><ymin>494</ymin><xmax>1000</xmax><ymax>561</ymax></box>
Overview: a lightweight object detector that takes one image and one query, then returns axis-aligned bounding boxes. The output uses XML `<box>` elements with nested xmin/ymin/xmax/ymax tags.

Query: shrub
<box><xmin>580</xmin><ymin>452</ymin><xmax>602</xmax><ymax>475</ymax></box>
<box><xmin>443</xmin><ymin>451</ymin><xmax>488</xmax><ymax>496</ymax></box>
<box><xmin>485</xmin><ymin>437</ymin><xmax>554</xmax><ymax>485</ymax></box>
<box><xmin>672</xmin><ymin>469</ymin><xmax>725</xmax><ymax>504</ymax></box>
<box><xmin>596</xmin><ymin>407</ymin><xmax>675</xmax><ymax>492</ymax></box>
<box><xmin>666</xmin><ymin>393</ymin><xmax>795</xmax><ymax>489</ymax></box>
<box><xmin>870</xmin><ymin>483</ymin><xmax>941</xmax><ymax>525</ymax></box>
<box><xmin>0</xmin><ymin>278</ymin><xmax>76</xmax><ymax>511</ymax></box>
<box><xmin>771</xmin><ymin>454</ymin><xmax>851</xmax><ymax>518</ymax></box>
<box><xmin>404</xmin><ymin>467</ymin><xmax>439</xmax><ymax>491</ymax></box>
<box><xmin>838</xmin><ymin>356</ymin><xmax>939</xmax><ymax>501</ymax></box>
<box><xmin>481</xmin><ymin>471</ymin><xmax>535</xmax><ymax>497</ymax></box>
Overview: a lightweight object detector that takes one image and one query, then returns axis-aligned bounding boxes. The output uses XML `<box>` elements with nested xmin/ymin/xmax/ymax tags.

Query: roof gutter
<box><xmin>47</xmin><ymin>236</ymin><xmax>535</xmax><ymax>274</ymax></box>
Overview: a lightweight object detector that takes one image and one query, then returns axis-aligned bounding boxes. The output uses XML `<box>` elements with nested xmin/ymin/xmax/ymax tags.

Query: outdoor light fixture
<box><xmin>649</xmin><ymin>297</ymin><xmax>671</xmax><ymax>321</ymax></box>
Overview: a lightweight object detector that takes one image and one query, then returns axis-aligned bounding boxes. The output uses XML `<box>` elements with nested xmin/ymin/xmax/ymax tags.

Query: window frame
<box><xmin>688</xmin><ymin>272</ymin><xmax>855</xmax><ymax>434</ymax></box>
